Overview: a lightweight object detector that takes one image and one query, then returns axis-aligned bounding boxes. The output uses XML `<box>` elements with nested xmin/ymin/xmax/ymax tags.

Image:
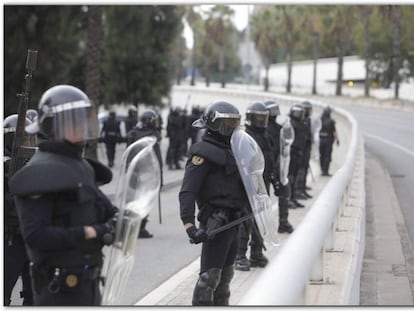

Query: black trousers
<box><xmin>199</xmin><ymin>226</ymin><xmax>239</xmax><ymax>273</ymax></box>
<box><xmin>104</xmin><ymin>140</ymin><xmax>117</xmax><ymax>164</ymax></box>
<box><xmin>319</xmin><ymin>140</ymin><xmax>333</xmax><ymax>174</ymax></box>
<box><xmin>4</xmin><ymin>234</ymin><xmax>33</xmax><ymax>305</ymax></box>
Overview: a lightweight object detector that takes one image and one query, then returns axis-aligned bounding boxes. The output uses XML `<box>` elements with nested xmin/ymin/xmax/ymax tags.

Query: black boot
<box><xmin>214</xmin><ymin>266</ymin><xmax>234</xmax><ymax>305</ymax></box>
<box><xmin>138</xmin><ymin>216</ymin><xmax>153</xmax><ymax>238</ymax></box>
<box><xmin>250</xmin><ymin>252</ymin><xmax>268</xmax><ymax>268</ymax></box>
<box><xmin>192</xmin><ymin>268</ymin><xmax>222</xmax><ymax>306</ymax></box>
<box><xmin>278</xmin><ymin>221</ymin><xmax>294</xmax><ymax>234</ymax></box>
<box><xmin>234</xmin><ymin>256</ymin><xmax>250</xmax><ymax>271</ymax></box>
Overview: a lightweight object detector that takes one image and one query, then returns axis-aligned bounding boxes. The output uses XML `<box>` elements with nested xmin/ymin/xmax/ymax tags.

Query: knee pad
<box><xmin>192</xmin><ymin>268</ymin><xmax>222</xmax><ymax>306</ymax></box>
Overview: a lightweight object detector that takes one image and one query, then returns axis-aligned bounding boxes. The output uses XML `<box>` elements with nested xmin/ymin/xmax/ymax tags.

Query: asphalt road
<box><xmin>343</xmin><ymin>105</ymin><xmax>414</xmax><ymax>250</ymax></box>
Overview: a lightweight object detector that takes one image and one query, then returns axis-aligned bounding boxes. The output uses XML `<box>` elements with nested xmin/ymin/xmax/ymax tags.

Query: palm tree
<box><xmin>359</xmin><ymin>6</ymin><xmax>372</xmax><ymax>97</ymax></box>
<box><xmin>390</xmin><ymin>5</ymin><xmax>401</xmax><ymax>99</ymax></box>
<box><xmin>323</xmin><ymin>6</ymin><xmax>356</xmax><ymax>96</ymax></box>
<box><xmin>204</xmin><ymin>5</ymin><xmax>235</xmax><ymax>88</ymax></box>
<box><xmin>85</xmin><ymin>5</ymin><xmax>102</xmax><ymax>159</ymax></box>
<box><xmin>186</xmin><ymin>6</ymin><xmax>202</xmax><ymax>86</ymax></box>
<box><xmin>278</xmin><ymin>6</ymin><xmax>306</xmax><ymax>93</ymax></box>
<box><xmin>250</xmin><ymin>8</ymin><xmax>279</xmax><ymax>91</ymax></box>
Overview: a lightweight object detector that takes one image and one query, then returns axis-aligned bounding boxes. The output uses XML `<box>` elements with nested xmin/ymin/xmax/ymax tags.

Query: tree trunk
<box><xmin>191</xmin><ymin>33</ymin><xmax>196</xmax><ymax>86</ymax></box>
<box><xmin>85</xmin><ymin>5</ymin><xmax>102</xmax><ymax>160</ymax></box>
<box><xmin>264</xmin><ymin>65</ymin><xmax>269</xmax><ymax>92</ymax></box>
<box><xmin>363</xmin><ymin>7</ymin><xmax>371</xmax><ymax>97</ymax></box>
<box><xmin>219</xmin><ymin>47</ymin><xmax>225</xmax><ymax>88</ymax></box>
<box><xmin>391</xmin><ymin>5</ymin><xmax>401</xmax><ymax>99</ymax></box>
<box><xmin>336</xmin><ymin>45</ymin><xmax>344</xmax><ymax>96</ymax></box>
<box><xmin>286</xmin><ymin>50</ymin><xmax>292</xmax><ymax>93</ymax></box>
<box><xmin>312</xmin><ymin>32</ymin><xmax>319</xmax><ymax>95</ymax></box>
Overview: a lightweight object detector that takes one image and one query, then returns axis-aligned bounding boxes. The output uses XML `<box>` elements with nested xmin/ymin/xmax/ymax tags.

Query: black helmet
<box><xmin>301</xmin><ymin>101</ymin><xmax>312</xmax><ymax>118</ymax></box>
<box><xmin>289</xmin><ymin>104</ymin><xmax>305</xmax><ymax>121</ymax></box>
<box><xmin>245</xmin><ymin>101</ymin><xmax>269</xmax><ymax>128</ymax></box>
<box><xmin>193</xmin><ymin>100</ymin><xmax>241</xmax><ymax>137</ymax></box>
<box><xmin>137</xmin><ymin>109</ymin><xmax>159</xmax><ymax>130</ymax></box>
<box><xmin>26</xmin><ymin>109</ymin><xmax>38</xmax><ymax>122</ymax></box>
<box><xmin>4</xmin><ymin>114</ymin><xmax>37</xmax><ymax>154</ymax></box>
<box><xmin>322</xmin><ymin>106</ymin><xmax>332</xmax><ymax>118</ymax></box>
<box><xmin>26</xmin><ymin>85</ymin><xmax>99</xmax><ymax>143</ymax></box>
<box><xmin>264</xmin><ymin>100</ymin><xmax>280</xmax><ymax>117</ymax></box>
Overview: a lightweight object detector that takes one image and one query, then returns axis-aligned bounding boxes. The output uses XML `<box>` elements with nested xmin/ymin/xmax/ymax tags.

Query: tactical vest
<box><xmin>189</xmin><ymin>137</ymin><xmax>247</xmax><ymax>210</ymax></box>
<box><xmin>10</xmin><ymin>150</ymin><xmax>105</xmax><ymax>267</ymax></box>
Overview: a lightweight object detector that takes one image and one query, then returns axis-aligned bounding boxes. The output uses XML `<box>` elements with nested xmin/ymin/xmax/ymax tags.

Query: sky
<box><xmin>183</xmin><ymin>4</ymin><xmax>252</xmax><ymax>49</ymax></box>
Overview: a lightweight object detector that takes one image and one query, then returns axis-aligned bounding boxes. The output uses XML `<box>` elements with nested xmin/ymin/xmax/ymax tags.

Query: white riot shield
<box><xmin>101</xmin><ymin>136</ymin><xmax>161</xmax><ymax>305</ymax></box>
<box><xmin>230</xmin><ymin>128</ymin><xmax>279</xmax><ymax>245</ymax></box>
<box><xmin>279</xmin><ymin>119</ymin><xmax>295</xmax><ymax>186</ymax></box>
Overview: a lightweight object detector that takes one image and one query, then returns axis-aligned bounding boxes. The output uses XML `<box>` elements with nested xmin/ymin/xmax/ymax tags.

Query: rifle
<box><xmin>8</xmin><ymin>49</ymin><xmax>38</xmax><ymax>179</ymax></box>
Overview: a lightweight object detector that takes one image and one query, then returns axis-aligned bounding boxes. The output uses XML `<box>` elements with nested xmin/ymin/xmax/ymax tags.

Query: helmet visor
<box><xmin>247</xmin><ymin>110</ymin><xmax>269</xmax><ymax>128</ymax></box>
<box><xmin>217</xmin><ymin>116</ymin><xmax>241</xmax><ymax>136</ymax></box>
<box><xmin>49</xmin><ymin>100</ymin><xmax>99</xmax><ymax>143</ymax></box>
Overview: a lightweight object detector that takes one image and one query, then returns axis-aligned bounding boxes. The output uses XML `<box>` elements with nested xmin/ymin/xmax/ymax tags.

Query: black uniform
<box><xmin>296</xmin><ymin>116</ymin><xmax>313</xmax><ymax>198</ymax></box>
<box><xmin>289</xmin><ymin>117</ymin><xmax>307</xmax><ymax>207</ymax></box>
<box><xmin>4</xmin><ymin>156</ymin><xmax>33</xmax><ymax>306</ymax></box>
<box><xmin>266</xmin><ymin>117</ymin><xmax>293</xmax><ymax>233</ymax></box>
<box><xmin>101</xmin><ymin>114</ymin><xmax>121</xmax><ymax>167</ymax></box>
<box><xmin>234</xmin><ymin>126</ymin><xmax>272</xmax><ymax>269</ymax></box>
<box><xmin>127</xmin><ymin>127</ymin><xmax>163</xmax><ymax>238</ymax></box>
<box><xmin>9</xmin><ymin>141</ymin><xmax>117</xmax><ymax>306</ymax></box>
<box><xmin>125</xmin><ymin>112</ymin><xmax>138</xmax><ymax>134</ymax></box>
<box><xmin>179</xmin><ymin>131</ymin><xmax>248</xmax><ymax>306</ymax></box>
<box><xmin>166</xmin><ymin>109</ymin><xmax>185</xmax><ymax>170</ymax></box>
<box><xmin>319</xmin><ymin>112</ymin><xmax>337</xmax><ymax>176</ymax></box>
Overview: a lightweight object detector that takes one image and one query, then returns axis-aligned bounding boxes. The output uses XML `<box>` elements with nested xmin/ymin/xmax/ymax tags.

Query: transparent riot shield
<box><xmin>311</xmin><ymin>117</ymin><xmax>322</xmax><ymax>160</ymax></box>
<box><xmin>230</xmin><ymin>128</ymin><xmax>279</xmax><ymax>245</ymax></box>
<box><xmin>279</xmin><ymin>119</ymin><xmax>295</xmax><ymax>186</ymax></box>
<box><xmin>101</xmin><ymin>136</ymin><xmax>161</xmax><ymax>305</ymax></box>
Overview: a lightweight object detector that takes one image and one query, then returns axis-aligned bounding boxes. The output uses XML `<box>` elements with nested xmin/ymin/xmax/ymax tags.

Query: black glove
<box><xmin>186</xmin><ymin>226</ymin><xmax>208</xmax><ymax>244</ymax></box>
<box><xmin>93</xmin><ymin>213</ymin><xmax>118</xmax><ymax>245</ymax></box>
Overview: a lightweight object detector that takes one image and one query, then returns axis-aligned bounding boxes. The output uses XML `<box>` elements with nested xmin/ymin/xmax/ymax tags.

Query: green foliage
<box><xmin>101</xmin><ymin>6</ymin><xmax>183</xmax><ymax>107</ymax></box>
<box><xmin>4</xmin><ymin>5</ymin><xmax>86</xmax><ymax>116</ymax></box>
<box><xmin>4</xmin><ymin>5</ymin><xmax>184</xmax><ymax>117</ymax></box>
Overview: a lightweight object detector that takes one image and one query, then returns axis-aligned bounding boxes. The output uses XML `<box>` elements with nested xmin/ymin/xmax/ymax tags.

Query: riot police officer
<box><xmin>288</xmin><ymin>104</ymin><xmax>307</xmax><ymax>208</ymax></box>
<box><xmin>9</xmin><ymin>85</ymin><xmax>118</xmax><ymax>306</ymax></box>
<box><xmin>296</xmin><ymin>101</ymin><xmax>313</xmax><ymax>200</ymax></box>
<box><xmin>100</xmin><ymin>110</ymin><xmax>121</xmax><ymax>167</ymax></box>
<box><xmin>179</xmin><ymin>100</ymin><xmax>248</xmax><ymax>306</ymax></box>
<box><xmin>127</xmin><ymin>109</ymin><xmax>163</xmax><ymax>238</ymax></box>
<box><xmin>235</xmin><ymin>101</ymin><xmax>270</xmax><ymax>272</ymax></box>
<box><xmin>264</xmin><ymin>100</ymin><xmax>294</xmax><ymax>234</ymax></box>
<box><xmin>125</xmin><ymin>106</ymin><xmax>138</xmax><ymax>134</ymax></box>
<box><xmin>319</xmin><ymin>106</ymin><xmax>339</xmax><ymax>176</ymax></box>
<box><xmin>4</xmin><ymin>114</ymin><xmax>37</xmax><ymax>306</ymax></box>
<box><xmin>166</xmin><ymin>107</ymin><xmax>185</xmax><ymax>170</ymax></box>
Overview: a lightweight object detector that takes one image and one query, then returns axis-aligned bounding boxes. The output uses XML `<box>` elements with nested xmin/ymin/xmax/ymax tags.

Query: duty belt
<box><xmin>319</xmin><ymin>133</ymin><xmax>329</xmax><ymax>137</ymax></box>
<box><xmin>30</xmin><ymin>262</ymin><xmax>101</xmax><ymax>294</ymax></box>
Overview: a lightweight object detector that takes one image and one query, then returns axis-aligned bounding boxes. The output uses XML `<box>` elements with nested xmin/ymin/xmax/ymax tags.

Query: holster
<box><xmin>197</xmin><ymin>204</ymin><xmax>215</xmax><ymax>224</ymax></box>
<box><xmin>205</xmin><ymin>209</ymin><xmax>231</xmax><ymax>239</ymax></box>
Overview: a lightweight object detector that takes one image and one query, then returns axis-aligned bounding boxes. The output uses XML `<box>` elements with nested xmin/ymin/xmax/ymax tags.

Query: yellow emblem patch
<box><xmin>29</xmin><ymin>194</ymin><xmax>42</xmax><ymax>200</ymax></box>
<box><xmin>65</xmin><ymin>274</ymin><xmax>78</xmax><ymax>288</ymax></box>
<box><xmin>191</xmin><ymin>155</ymin><xmax>204</xmax><ymax>166</ymax></box>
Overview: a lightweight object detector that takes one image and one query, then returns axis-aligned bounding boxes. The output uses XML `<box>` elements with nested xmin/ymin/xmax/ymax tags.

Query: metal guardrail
<box><xmin>173</xmin><ymin>85</ymin><xmax>366</xmax><ymax>305</ymax></box>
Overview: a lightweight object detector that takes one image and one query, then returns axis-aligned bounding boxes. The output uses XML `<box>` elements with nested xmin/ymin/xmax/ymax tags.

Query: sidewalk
<box><xmin>135</xmin><ymin>159</ymin><xmax>329</xmax><ymax>306</ymax></box>
<box><xmin>360</xmin><ymin>152</ymin><xmax>414</xmax><ymax>305</ymax></box>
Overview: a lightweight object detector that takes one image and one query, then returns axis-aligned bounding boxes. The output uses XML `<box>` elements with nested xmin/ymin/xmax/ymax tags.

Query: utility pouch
<box><xmin>197</xmin><ymin>203</ymin><xmax>215</xmax><ymax>224</ymax></box>
<box><xmin>206</xmin><ymin>208</ymin><xmax>230</xmax><ymax>238</ymax></box>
